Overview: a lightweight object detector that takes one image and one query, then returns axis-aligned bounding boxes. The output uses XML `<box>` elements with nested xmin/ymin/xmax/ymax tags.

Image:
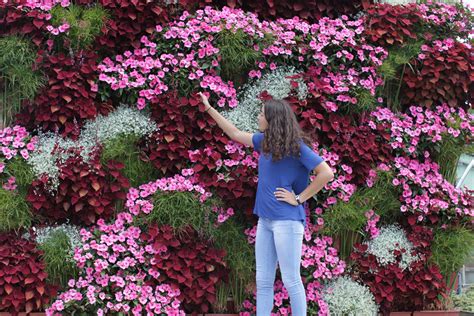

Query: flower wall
<box><xmin>0</xmin><ymin>0</ymin><xmax>473</xmax><ymax>315</ymax></box>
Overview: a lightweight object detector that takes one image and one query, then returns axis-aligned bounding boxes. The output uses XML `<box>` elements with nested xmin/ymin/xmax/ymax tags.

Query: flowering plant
<box><xmin>0</xmin><ymin>125</ymin><xmax>37</xmax><ymax>191</ymax></box>
<box><xmin>369</xmin><ymin>104</ymin><xmax>473</xmax><ymax>159</ymax></box>
<box><xmin>98</xmin><ymin>6</ymin><xmax>386</xmax><ymax>113</ymax></box>
<box><xmin>46</xmin><ymin>212</ymin><xmax>185</xmax><ymax>315</ymax></box>
<box><xmin>370</xmin><ymin>157</ymin><xmax>473</xmax><ymax>226</ymax></box>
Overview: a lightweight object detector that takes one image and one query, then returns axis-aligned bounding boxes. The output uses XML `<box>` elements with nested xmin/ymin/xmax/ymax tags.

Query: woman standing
<box><xmin>198</xmin><ymin>92</ymin><xmax>334</xmax><ymax>316</ymax></box>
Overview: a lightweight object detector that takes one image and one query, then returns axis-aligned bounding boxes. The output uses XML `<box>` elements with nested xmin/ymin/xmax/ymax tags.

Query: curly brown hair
<box><xmin>261</xmin><ymin>99</ymin><xmax>312</xmax><ymax>161</ymax></box>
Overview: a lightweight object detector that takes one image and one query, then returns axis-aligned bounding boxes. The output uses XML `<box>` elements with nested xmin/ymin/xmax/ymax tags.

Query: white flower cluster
<box><xmin>323</xmin><ymin>276</ymin><xmax>378</xmax><ymax>316</ymax></box>
<box><xmin>366</xmin><ymin>224</ymin><xmax>420</xmax><ymax>271</ymax></box>
<box><xmin>223</xmin><ymin>66</ymin><xmax>308</xmax><ymax>133</ymax></box>
<box><xmin>28</xmin><ymin>224</ymin><xmax>82</xmax><ymax>261</ymax></box>
<box><xmin>28</xmin><ymin>105</ymin><xmax>158</xmax><ymax>189</ymax></box>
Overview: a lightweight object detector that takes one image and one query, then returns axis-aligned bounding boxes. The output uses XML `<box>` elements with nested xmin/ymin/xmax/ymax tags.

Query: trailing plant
<box><xmin>0</xmin><ymin>35</ymin><xmax>44</xmax><ymax>126</ymax></box>
<box><xmin>0</xmin><ymin>188</ymin><xmax>31</xmax><ymax>232</ymax></box>
<box><xmin>430</xmin><ymin>226</ymin><xmax>474</xmax><ymax>290</ymax></box>
<box><xmin>101</xmin><ymin>133</ymin><xmax>159</xmax><ymax>187</ymax></box>
<box><xmin>50</xmin><ymin>4</ymin><xmax>108</xmax><ymax>51</ymax></box>
<box><xmin>214</xmin><ymin>28</ymin><xmax>262</xmax><ymax>87</ymax></box>
<box><xmin>33</xmin><ymin>224</ymin><xmax>81</xmax><ymax>288</ymax></box>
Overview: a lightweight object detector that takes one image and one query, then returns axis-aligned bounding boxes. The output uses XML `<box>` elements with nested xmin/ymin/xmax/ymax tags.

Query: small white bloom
<box><xmin>223</xmin><ymin>66</ymin><xmax>308</xmax><ymax>132</ymax></box>
<box><xmin>365</xmin><ymin>224</ymin><xmax>420</xmax><ymax>271</ymax></box>
<box><xmin>323</xmin><ymin>276</ymin><xmax>378</xmax><ymax>316</ymax></box>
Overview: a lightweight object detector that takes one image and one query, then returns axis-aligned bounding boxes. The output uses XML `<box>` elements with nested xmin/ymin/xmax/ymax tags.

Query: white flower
<box><xmin>323</xmin><ymin>276</ymin><xmax>378</xmax><ymax>316</ymax></box>
<box><xmin>27</xmin><ymin>105</ymin><xmax>158</xmax><ymax>190</ymax></box>
<box><xmin>365</xmin><ymin>224</ymin><xmax>420</xmax><ymax>271</ymax></box>
<box><xmin>223</xmin><ymin>66</ymin><xmax>308</xmax><ymax>132</ymax></box>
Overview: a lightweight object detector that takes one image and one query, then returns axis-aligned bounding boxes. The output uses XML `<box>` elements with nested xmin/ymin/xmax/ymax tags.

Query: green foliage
<box><xmin>0</xmin><ymin>188</ymin><xmax>31</xmax><ymax>232</ymax></box>
<box><xmin>430</xmin><ymin>226</ymin><xmax>474</xmax><ymax>280</ymax></box>
<box><xmin>137</xmin><ymin>191</ymin><xmax>221</xmax><ymax>237</ymax></box>
<box><xmin>101</xmin><ymin>134</ymin><xmax>159</xmax><ymax>187</ymax></box>
<box><xmin>452</xmin><ymin>286</ymin><xmax>474</xmax><ymax>312</ymax></box>
<box><xmin>322</xmin><ymin>170</ymin><xmax>401</xmax><ymax>236</ymax></box>
<box><xmin>51</xmin><ymin>4</ymin><xmax>108</xmax><ymax>51</ymax></box>
<box><xmin>7</xmin><ymin>157</ymin><xmax>35</xmax><ymax>193</ymax></box>
<box><xmin>215</xmin><ymin>28</ymin><xmax>262</xmax><ymax>87</ymax></box>
<box><xmin>37</xmin><ymin>229</ymin><xmax>79</xmax><ymax>288</ymax></box>
<box><xmin>212</xmin><ymin>219</ymin><xmax>255</xmax><ymax>311</ymax></box>
<box><xmin>0</xmin><ymin>35</ymin><xmax>44</xmax><ymax>126</ymax></box>
<box><xmin>322</xmin><ymin>170</ymin><xmax>401</xmax><ymax>260</ymax></box>
<box><xmin>377</xmin><ymin>41</ymin><xmax>423</xmax><ymax>111</ymax></box>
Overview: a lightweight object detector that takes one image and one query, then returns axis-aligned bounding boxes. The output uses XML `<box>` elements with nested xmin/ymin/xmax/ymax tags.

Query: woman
<box><xmin>198</xmin><ymin>92</ymin><xmax>334</xmax><ymax>316</ymax></box>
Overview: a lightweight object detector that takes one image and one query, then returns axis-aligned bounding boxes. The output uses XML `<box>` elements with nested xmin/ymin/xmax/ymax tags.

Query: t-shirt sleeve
<box><xmin>300</xmin><ymin>143</ymin><xmax>324</xmax><ymax>171</ymax></box>
<box><xmin>252</xmin><ymin>132</ymin><xmax>264</xmax><ymax>153</ymax></box>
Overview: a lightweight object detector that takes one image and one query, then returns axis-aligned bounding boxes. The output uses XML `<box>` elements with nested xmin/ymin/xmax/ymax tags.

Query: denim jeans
<box><xmin>255</xmin><ymin>217</ymin><xmax>306</xmax><ymax>316</ymax></box>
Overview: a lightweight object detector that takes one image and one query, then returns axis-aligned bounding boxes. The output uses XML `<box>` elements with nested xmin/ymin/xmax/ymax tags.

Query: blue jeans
<box><xmin>255</xmin><ymin>217</ymin><xmax>306</xmax><ymax>316</ymax></box>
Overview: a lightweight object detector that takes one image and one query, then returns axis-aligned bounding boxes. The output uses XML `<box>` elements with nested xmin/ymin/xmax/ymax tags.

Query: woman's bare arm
<box><xmin>198</xmin><ymin>92</ymin><xmax>253</xmax><ymax>147</ymax></box>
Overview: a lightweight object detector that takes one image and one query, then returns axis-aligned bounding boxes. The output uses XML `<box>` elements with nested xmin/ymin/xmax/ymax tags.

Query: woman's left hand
<box><xmin>274</xmin><ymin>188</ymin><xmax>298</xmax><ymax>206</ymax></box>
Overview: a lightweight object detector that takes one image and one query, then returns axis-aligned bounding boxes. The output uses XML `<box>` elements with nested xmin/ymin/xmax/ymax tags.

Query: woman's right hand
<box><xmin>197</xmin><ymin>92</ymin><xmax>211</xmax><ymax>111</ymax></box>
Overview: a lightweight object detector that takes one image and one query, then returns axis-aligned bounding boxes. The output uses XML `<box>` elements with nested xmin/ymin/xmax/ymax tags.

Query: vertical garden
<box><xmin>0</xmin><ymin>0</ymin><xmax>473</xmax><ymax>315</ymax></box>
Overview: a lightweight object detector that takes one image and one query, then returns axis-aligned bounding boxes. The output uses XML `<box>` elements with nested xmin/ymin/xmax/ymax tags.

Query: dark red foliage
<box><xmin>16</xmin><ymin>51</ymin><xmax>112</xmax><ymax>139</ymax></box>
<box><xmin>292</xmin><ymin>96</ymin><xmax>393</xmax><ymax>185</ymax></box>
<box><xmin>142</xmin><ymin>224</ymin><xmax>229</xmax><ymax>313</ymax></box>
<box><xmin>401</xmin><ymin>40</ymin><xmax>473</xmax><ymax>110</ymax></box>
<box><xmin>27</xmin><ymin>149</ymin><xmax>130</xmax><ymax>225</ymax></box>
<box><xmin>350</xmin><ymin>226</ymin><xmax>447</xmax><ymax>314</ymax></box>
<box><xmin>0</xmin><ymin>2</ymin><xmax>48</xmax><ymax>46</ymax></box>
<box><xmin>94</xmin><ymin>0</ymin><xmax>176</xmax><ymax>55</ymax></box>
<box><xmin>140</xmin><ymin>91</ymin><xmax>257</xmax><ymax>214</ymax></box>
<box><xmin>0</xmin><ymin>233</ymin><xmax>57</xmax><ymax>314</ymax></box>
<box><xmin>363</xmin><ymin>3</ymin><xmax>425</xmax><ymax>47</ymax></box>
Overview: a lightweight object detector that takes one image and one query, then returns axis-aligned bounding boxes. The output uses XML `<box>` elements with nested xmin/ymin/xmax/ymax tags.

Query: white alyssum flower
<box><xmin>223</xmin><ymin>66</ymin><xmax>308</xmax><ymax>132</ymax></box>
<box><xmin>28</xmin><ymin>224</ymin><xmax>82</xmax><ymax>261</ymax></box>
<box><xmin>323</xmin><ymin>276</ymin><xmax>378</xmax><ymax>316</ymax></box>
<box><xmin>28</xmin><ymin>105</ymin><xmax>158</xmax><ymax>190</ymax></box>
<box><xmin>366</xmin><ymin>224</ymin><xmax>420</xmax><ymax>271</ymax></box>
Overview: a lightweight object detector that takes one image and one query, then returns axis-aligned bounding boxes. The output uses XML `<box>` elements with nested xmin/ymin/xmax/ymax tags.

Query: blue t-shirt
<box><xmin>252</xmin><ymin>132</ymin><xmax>324</xmax><ymax>226</ymax></box>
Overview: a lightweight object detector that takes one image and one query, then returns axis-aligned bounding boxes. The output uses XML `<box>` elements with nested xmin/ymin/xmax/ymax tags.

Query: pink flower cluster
<box><xmin>188</xmin><ymin>141</ymin><xmax>259</xmax><ymax>183</ymax></box>
<box><xmin>367</xmin><ymin>158</ymin><xmax>472</xmax><ymax>225</ymax></box>
<box><xmin>126</xmin><ymin>172</ymin><xmax>211</xmax><ymax>216</ymax></box>
<box><xmin>0</xmin><ymin>126</ymin><xmax>37</xmax><ymax>191</ymax></box>
<box><xmin>418</xmin><ymin>1</ymin><xmax>472</xmax><ymax>34</ymax></box>
<box><xmin>46</xmin><ymin>212</ymin><xmax>185</xmax><ymax>315</ymax></box>
<box><xmin>369</xmin><ymin>104</ymin><xmax>473</xmax><ymax>158</ymax></box>
<box><xmin>310</xmin><ymin>143</ymin><xmax>357</xmax><ymax>206</ymax></box>
<box><xmin>98</xmin><ymin>6</ymin><xmax>386</xmax><ymax>113</ymax></box>
<box><xmin>18</xmin><ymin>0</ymin><xmax>69</xmax><ymax>11</ymax></box>
<box><xmin>47</xmin><ymin>170</ymin><xmax>218</xmax><ymax>314</ymax></box>
<box><xmin>211</xmin><ymin>205</ymin><xmax>235</xmax><ymax>225</ymax></box>
<box><xmin>364</xmin><ymin>210</ymin><xmax>380</xmax><ymax>239</ymax></box>
<box><xmin>46</xmin><ymin>23</ymin><xmax>70</xmax><ymax>35</ymax></box>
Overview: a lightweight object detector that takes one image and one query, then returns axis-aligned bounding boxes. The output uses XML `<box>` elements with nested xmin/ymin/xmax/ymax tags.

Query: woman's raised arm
<box><xmin>198</xmin><ymin>92</ymin><xmax>253</xmax><ymax>147</ymax></box>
